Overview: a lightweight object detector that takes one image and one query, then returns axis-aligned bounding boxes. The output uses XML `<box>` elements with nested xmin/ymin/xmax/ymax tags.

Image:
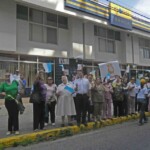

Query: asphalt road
<box><xmin>8</xmin><ymin>119</ymin><xmax>150</xmax><ymax>150</ymax></box>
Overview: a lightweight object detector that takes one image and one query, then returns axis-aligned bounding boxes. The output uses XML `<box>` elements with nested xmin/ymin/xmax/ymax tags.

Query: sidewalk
<box><xmin>0</xmin><ymin>102</ymin><xmax>63</xmax><ymax>139</ymax></box>
<box><xmin>0</xmin><ymin>101</ymin><xmax>150</xmax><ymax>149</ymax></box>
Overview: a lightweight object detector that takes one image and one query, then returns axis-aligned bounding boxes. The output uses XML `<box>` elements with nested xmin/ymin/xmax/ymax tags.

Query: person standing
<box><xmin>127</xmin><ymin>77</ymin><xmax>136</xmax><ymax>115</ymax></box>
<box><xmin>144</xmin><ymin>77</ymin><xmax>150</xmax><ymax>111</ymax></box>
<box><xmin>112</xmin><ymin>77</ymin><xmax>124</xmax><ymax>117</ymax></box>
<box><xmin>92</xmin><ymin>78</ymin><xmax>105</xmax><ymax>121</ymax></box>
<box><xmin>56</xmin><ymin>76</ymin><xmax>76</xmax><ymax>127</ymax></box>
<box><xmin>103</xmin><ymin>79</ymin><xmax>113</xmax><ymax>119</ymax></box>
<box><xmin>137</xmin><ymin>79</ymin><xmax>148</xmax><ymax>125</ymax></box>
<box><xmin>32</xmin><ymin>70</ymin><xmax>46</xmax><ymax>131</ymax></box>
<box><xmin>10</xmin><ymin>69</ymin><xmax>20</xmax><ymax>83</ymax></box>
<box><xmin>0</xmin><ymin>73</ymin><xmax>19</xmax><ymax>135</ymax></box>
<box><xmin>44</xmin><ymin>77</ymin><xmax>57</xmax><ymax>126</ymax></box>
<box><xmin>74</xmin><ymin>70</ymin><xmax>90</xmax><ymax>126</ymax></box>
<box><xmin>87</xmin><ymin>74</ymin><xmax>94</xmax><ymax>122</ymax></box>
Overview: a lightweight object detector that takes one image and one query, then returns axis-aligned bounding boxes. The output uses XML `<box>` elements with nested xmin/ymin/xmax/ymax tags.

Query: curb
<box><xmin>0</xmin><ymin>112</ymin><xmax>150</xmax><ymax>149</ymax></box>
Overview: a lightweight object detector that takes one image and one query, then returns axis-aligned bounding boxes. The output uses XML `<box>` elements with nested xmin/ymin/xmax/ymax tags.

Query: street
<box><xmin>7</xmin><ymin>119</ymin><xmax>150</xmax><ymax>150</ymax></box>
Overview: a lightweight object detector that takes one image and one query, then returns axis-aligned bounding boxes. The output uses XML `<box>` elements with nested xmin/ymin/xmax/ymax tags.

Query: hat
<box><xmin>140</xmin><ymin>79</ymin><xmax>146</xmax><ymax>84</ymax></box>
<box><xmin>16</xmin><ymin>69</ymin><xmax>19</xmax><ymax>72</ymax></box>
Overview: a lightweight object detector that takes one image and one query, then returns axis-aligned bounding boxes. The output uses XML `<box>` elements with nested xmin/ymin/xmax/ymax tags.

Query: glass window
<box><xmin>99</xmin><ymin>38</ymin><xmax>106</xmax><ymax>52</ymax></box>
<box><xmin>99</xmin><ymin>27</ymin><xmax>107</xmax><ymax>38</ymax></box>
<box><xmin>115</xmin><ymin>31</ymin><xmax>121</xmax><ymax>41</ymax></box>
<box><xmin>29</xmin><ymin>9</ymin><xmax>43</xmax><ymax>24</ymax></box>
<box><xmin>143</xmin><ymin>48</ymin><xmax>150</xmax><ymax>59</ymax></box>
<box><xmin>107</xmin><ymin>29</ymin><xmax>114</xmax><ymax>39</ymax></box>
<box><xmin>44</xmin><ymin>12</ymin><xmax>57</xmax><ymax>27</ymax></box>
<box><xmin>47</xmin><ymin>27</ymin><xmax>57</xmax><ymax>44</ymax></box>
<box><xmin>108</xmin><ymin>40</ymin><xmax>115</xmax><ymax>53</ymax></box>
<box><xmin>17</xmin><ymin>5</ymin><xmax>28</xmax><ymax>20</ymax></box>
<box><xmin>29</xmin><ymin>24</ymin><xmax>43</xmax><ymax>42</ymax></box>
<box><xmin>58</xmin><ymin>15</ymin><xmax>68</xmax><ymax>29</ymax></box>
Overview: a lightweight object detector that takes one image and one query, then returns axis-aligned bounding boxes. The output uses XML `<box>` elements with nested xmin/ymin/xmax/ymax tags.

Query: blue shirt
<box><xmin>74</xmin><ymin>78</ymin><xmax>90</xmax><ymax>94</ymax></box>
<box><xmin>137</xmin><ymin>86</ymin><xmax>148</xmax><ymax>99</ymax></box>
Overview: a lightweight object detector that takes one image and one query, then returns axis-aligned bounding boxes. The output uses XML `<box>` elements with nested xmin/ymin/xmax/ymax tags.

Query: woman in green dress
<box><xmin>0</xmin><ymin>73</ymin><xmax>19</xmax><ymax>135</ymax></box>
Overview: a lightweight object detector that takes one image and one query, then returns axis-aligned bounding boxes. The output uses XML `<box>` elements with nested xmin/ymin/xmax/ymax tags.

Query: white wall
<box><xmin>0</xmin><ymin>0</ymin><xmax>16</xmax><ymax>51</ymax></box>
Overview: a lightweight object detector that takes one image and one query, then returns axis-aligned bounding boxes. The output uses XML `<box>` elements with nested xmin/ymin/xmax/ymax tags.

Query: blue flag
<box><xmin>64</xmin><ymin>86</ymin><xmax>75</xmax><ymax>94</ymax></box>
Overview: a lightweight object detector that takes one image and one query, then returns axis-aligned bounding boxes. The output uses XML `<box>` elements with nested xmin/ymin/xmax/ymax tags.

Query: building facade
<box><xmin>0</xmin><ymin>0</ymin><xmax>150</xmax><ymax>86</ymax></box>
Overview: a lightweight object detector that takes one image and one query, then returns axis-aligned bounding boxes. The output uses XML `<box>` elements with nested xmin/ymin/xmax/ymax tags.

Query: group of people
<box><xmin>0</xmin><ymin>69</ymin><xmax>150</xmax><ymax>136</ymax></box>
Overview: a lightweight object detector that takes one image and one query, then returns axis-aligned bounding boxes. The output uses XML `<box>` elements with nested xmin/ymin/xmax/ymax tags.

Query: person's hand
<box><xmin>56</xmin><ymin>91</ymin><xmax>61</xmax><ymax>96</ymax></box>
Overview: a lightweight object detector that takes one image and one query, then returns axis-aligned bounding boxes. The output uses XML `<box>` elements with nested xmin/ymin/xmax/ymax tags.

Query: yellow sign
<box><xmin>110</xmin><ymin>2</ymin><xmax>132</xmax><ymax>20</ymax></box>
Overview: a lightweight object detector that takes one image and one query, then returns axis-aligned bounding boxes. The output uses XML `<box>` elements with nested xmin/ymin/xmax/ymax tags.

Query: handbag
<box><xmin>29</xmin><ymin>92</ymin><xmax>41</xmax><ymax>103</ymax></box>
<box><xmin>47</xmin><ymin>95</ymin><xmax>57</xmax><ymax>105</ymax></box>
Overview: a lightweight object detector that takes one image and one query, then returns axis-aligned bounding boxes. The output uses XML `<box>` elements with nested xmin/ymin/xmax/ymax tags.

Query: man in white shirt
<box><xmin>74</xmin><ymin>70</ymin><xmax>90</xmax><ymax>126</ymax></box>
<box><xmin>127</xmin><ymin>77</ymin><xmax>136</xmax><ymax>115</ymax></box>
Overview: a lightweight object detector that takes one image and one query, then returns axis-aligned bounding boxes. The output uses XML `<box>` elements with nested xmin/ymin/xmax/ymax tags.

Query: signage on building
<box><xmin>59</xmin><ymin>58</ymin><xmax>69</xmax><ymax>64</ymax></box>
<box><xmin>109</xmin><ymin>3</ymin><xmax>132</xmax><ymax>30</ymax></box>
<box><xmin>65</xmin><ymin>0</ymin><xmax>109</xmax><ymax>19</ymax></box>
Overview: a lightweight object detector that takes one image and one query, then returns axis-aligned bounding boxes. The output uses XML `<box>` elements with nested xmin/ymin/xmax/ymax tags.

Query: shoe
<box><xmin>6</xmin><ymin>131</ymin><xmax>11</xmax><ymax>136</ymax></box>
<box><xmin>61</xmin><ymin>124</ymin><xmax>65</xmax><ymax>127</ymax></box>
<box><xmin>15</xmin><ymin>131</ymin><xmax>20</xmax><ymax>135</ymax></box>
<box><xmin>52</xmin><ymin>123</ymin><xmax>55</xmax><ymax>126</ymax></box>
<box><xmin>44</xmin><ymin>123</ymin><xmax>48</xmax><ymax>126</ymax></box>
<box><xmin>34</xmin><ymin>129</ymin><xmax>38</xmax><ymax>132</ymax></box>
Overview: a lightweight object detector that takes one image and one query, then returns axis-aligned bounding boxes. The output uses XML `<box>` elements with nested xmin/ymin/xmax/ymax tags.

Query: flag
<box><xmin>64</xmin><ymin>85</ymin><xmax>75</xmax><ymax>94</ymax></box>
<box><xmin>43</xmin><ymin>63</ymin><xmax>52</xmax><ymax>73</ymax></box>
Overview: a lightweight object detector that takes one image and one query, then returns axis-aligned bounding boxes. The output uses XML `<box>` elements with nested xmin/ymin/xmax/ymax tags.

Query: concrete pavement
<box><xmin>8</xmin><ymin>120</ymin><xmax>150</xmax><ymax>150</ymax></box>
<box><xmin>0</xmin><ymin>99</ymin><xmax>150</xmax><ymax>149</ymax></box>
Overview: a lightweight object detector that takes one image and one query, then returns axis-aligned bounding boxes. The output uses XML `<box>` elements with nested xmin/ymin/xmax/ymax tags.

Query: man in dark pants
<box><xmin>75</xmin><ymin>70</ymin><xmax>90</xmax><ymax>126</ymax></box>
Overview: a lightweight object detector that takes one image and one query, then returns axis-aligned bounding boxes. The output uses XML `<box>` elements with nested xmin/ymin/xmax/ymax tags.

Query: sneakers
<box><xmin>44</xmin><ymin>123</ymin><xmax>48</xmax><ymax>126</ymax></box>
<box><xmin>52</xmin><ymin>123</ymin><xmax>55</xmax><ymax>126</ymax></box>
<box><xmin>6</xmin><ymin>131</ymin><xmax>11</xmax><ymax>136</ymax></box>
<box><xmin>15</xmin><ymin>131</ymin><xmax>20</xmax><ymax>135</ymax></box>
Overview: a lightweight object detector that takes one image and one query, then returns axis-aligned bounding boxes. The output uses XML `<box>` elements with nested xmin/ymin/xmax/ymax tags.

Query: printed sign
<box><xmin>109</xmin><ymin>2</ymin><xmax>132</xmax><ymax>30</ymax></box>
<box><xmin>98</xmin><ymin>61</ymin><xmax>121</xmax><ymax>79</ymax></box>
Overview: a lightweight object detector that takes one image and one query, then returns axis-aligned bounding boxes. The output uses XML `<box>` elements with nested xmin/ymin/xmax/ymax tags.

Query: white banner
<box><xmin>98</xmin><ymin>61</ymin><xmax>121</xmax><ymax>79</ymax></box>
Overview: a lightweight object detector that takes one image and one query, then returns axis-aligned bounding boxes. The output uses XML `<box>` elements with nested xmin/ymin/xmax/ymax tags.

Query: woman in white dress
<box><xmin>56</xmin><ymin>76</ymin><xmax>76</xmax><ymax>127</ymax></box>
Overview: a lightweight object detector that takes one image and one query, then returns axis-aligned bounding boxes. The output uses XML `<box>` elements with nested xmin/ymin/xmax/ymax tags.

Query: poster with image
<box><xmin>98</xmin><ymin>61</ymin><xmax>121</xmax><ymax>79</ymax></box>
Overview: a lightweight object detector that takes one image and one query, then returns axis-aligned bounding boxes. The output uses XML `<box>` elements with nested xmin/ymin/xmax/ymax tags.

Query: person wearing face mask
<box><xmin>56</xmin><ymin>76</ymin><xmax>76</xmax><ymax>127</ymax></box>
<box><xmin>0</xmin><ymin>72</ymin><xmax>19</xmax><ymax>135</ymax></box>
